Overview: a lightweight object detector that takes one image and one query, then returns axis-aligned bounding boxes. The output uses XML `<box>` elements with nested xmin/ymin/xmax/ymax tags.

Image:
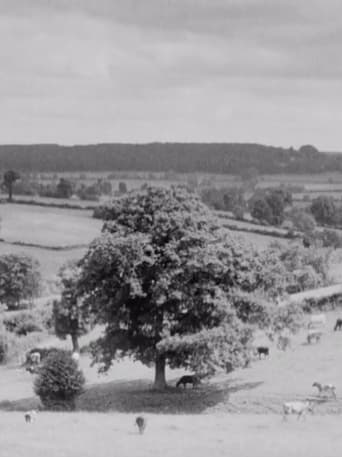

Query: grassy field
<box><xmin>1</xmin><ymin>412</ymin><xmax>342</xmax><ymax>457</ymax></box>
<box><xmin>1</xmin><ymin>311</ymin><xmax>342</xmax><ymax>456</ymax></box>
<box><xmin>0</xmin><ymin>204</ymin><xmax>101</xmax><ymax>247</ymax></box>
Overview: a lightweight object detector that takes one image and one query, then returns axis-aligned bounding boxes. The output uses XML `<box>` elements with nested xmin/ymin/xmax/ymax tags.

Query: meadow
<box><xmin>1</xmin><ymin>412</ymin><xmax>342</xmax><ymax>457</ymax></box>
<box><xmin>1</xmin><ymin>311</ymin><xmax>342</xmax><ymax>457</ymax></box>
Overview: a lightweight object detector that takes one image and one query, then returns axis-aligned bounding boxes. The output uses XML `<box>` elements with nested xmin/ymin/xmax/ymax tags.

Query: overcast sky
<box><xmin>1</xmin><ymin>0</ymin><xmax>342</xmax><ymax>150</ymax></box>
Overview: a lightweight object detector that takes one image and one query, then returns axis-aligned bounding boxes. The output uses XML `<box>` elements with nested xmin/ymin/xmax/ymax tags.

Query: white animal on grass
<box><xmin>308</xmin><ymin>314</ymin><xmax>327</xmax><ymax>329</ymax></box>
<box><xmin>282</xmin><ymin>401</ymin><xmax>314</xmax><ymax>421</ymax></box>
<box><xmin>71</xmin><ymin>352</ymin><xmax>80</xmax><ymax>362</ymax></box>
<box><xmin>24</xmin><ymin>410</ymin><xmax>37</xmax><ymax>423</ymax></box>
<box><xmin>30</xmin><ymin>352</ymin><xmax>41</xmax><ymax>365</ymax></box>
<box><xmin>313</xmin><ymin>382</ymin><xmax>337</xmax><ymax>399</ymax></box>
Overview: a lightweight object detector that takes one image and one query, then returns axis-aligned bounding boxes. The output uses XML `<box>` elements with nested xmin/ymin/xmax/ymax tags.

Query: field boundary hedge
<box><xmin>0</xmin><ymin>239</ymin><xmax>88</xmax><ymax>251</ymax></box>
<box><xmin>0</xmin><ymin>198</ymin><xmax>95</xmax><ymax>211</ymax></box>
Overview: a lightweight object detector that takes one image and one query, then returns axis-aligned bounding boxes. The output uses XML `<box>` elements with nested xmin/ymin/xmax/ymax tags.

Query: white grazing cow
<box><xmin>308</xmin><ymin>314</ymin><xmax>327</xmax><ymax>329</ymax></box>
<box><xmin>282</xmin><ymin>401</ymin><xmax>314</xmax><ymax>421</ymax></box>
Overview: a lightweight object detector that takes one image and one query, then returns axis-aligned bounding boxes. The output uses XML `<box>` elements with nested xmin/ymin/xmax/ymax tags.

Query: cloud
<box><xmin>0</xmin><ymin>0</ymin><xmax>341</xmax><ymax>148</ymax></box>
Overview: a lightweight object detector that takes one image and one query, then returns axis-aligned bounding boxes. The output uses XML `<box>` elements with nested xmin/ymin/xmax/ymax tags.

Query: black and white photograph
<box><xmin>0</xmin><ymin>1</ymin><xmax>342</xmax><ymax>456</ymax></box>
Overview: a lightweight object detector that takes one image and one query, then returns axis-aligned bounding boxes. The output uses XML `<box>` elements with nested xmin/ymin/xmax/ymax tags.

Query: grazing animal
<box><xmin>24</xmin><ymin>410</ymin><xmax>37</xmax><ymax>423</ymax></box>
<box><xmin>30</xmin><ymin>352</ymin><xmax>41</xmax><ymax>365</ymax></box>
<box><xmin>71</xmin><ymin>352</ymin><xmax>80</xmax><ymax>362</ymax></box>
<box><xmin>135</xmin><ymin>416</ymin><xmax>147</xmax><ymax>434</ymax></box>
<box><xmin>313</xmin><ymin>382</ymin><xmax>337</xmax><ymax>399</ymax></box>
<box><xmin>307</xmin><ymin>331</ymin><xmax>322</xmax><ymax>344</ymax></box>
<box><xmin>334</xmin><ymin>318</ymin><xmax>342</xmax><ymax>331</ymax></box>
<box><xmin>176</xmin><ymin>375</ymin><xmax>201</xmax><ymax>389</ymax></box>
<box><xmin>308</xmin><ymin>314</ymin><xmax>327</xmax><ymax>329</ymax></box>
<box><xmin>282</xmin><ymin>401</ymin><xmax>314</xmax><ymax>421</ymax></box>
<box><xmin>256</xmin><ymin>346</ymin><xmax>269</xmax><ymax>358</ymax></box>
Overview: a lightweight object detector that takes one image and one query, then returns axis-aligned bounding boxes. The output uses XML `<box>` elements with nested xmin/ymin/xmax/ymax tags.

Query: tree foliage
<box><xmin>0</xmin><ymin>254</ymin><xmax>41</xmax><ymax>310</ymax></box>
<box><xmin>53</xmin><ymin>262</ymin><xmax>91</xmax><ymax>352</ymax></box>
<box><xmin>310</xmin><ymin>196</ymin><xmax>336</xmax><ymax>225</ymax></box>
<box><xmin>78</xmin><ymin>186</ymin><xmax>297</xmax><ymax>389</ymax></box>
<box><xmin>34</xmin><ymin>349</ymin><xmax>85</xmax><ymax>410</ymax></box>
<box><xmin>249</xmin><ymin>188</ymin><xmax>292</xmax><ymax>226</ymax></box>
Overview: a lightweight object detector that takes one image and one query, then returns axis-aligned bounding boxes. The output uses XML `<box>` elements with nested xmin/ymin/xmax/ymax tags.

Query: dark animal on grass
<box><xmin>24</xmin><ymin>410</ymin><xmax>37</xmax><ymax>423</ymax></box>
<box><xmin>334</xmin><ymin>318</ymin><xmax>342</xmax><ymax>331</ymax></box>
<box><xmin>135</xmin><ymin>416</ymin><xmax>147</xmax><ymax>434</ymax></box>
<box><xmin>256</xmin><ymin>346</ymin><xmax>269</xmax><ymax>358</ymax></box>
<box><xmin>176</xmin><ymin>375</ymin><xmax>201</xmax><ymax>389</ymax></box>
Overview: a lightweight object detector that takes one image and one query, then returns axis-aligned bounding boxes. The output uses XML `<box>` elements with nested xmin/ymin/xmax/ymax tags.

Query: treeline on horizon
<box><xmin>0</xmin><ymin>142</ymin><xmax>341</xmax><ymax>174</ymax></box>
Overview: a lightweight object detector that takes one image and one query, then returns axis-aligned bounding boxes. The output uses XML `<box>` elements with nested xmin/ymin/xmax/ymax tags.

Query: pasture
<box><xmin>1</xmin><ymin>311</ymin><xmax>342</xmax><ymax>456</ymax></box>
<box><xmin>0</xmin><ymin>204</ymin><xmax>101</xmax><ymax>247</ymax></box>
<box><xmin>1</xmin><ymin>412</ymin><xmax>342</xmax><ymax>457</ymax></box>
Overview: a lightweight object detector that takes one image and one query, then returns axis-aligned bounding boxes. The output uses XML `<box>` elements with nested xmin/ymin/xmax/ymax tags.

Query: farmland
<box><xmin>1</xmin><ymin>311</ymin><xmax>342</xmax><ymax>457</ymax></box>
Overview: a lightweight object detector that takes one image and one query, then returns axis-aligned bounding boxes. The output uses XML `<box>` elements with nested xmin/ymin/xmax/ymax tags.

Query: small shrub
<box><xmin>34</xmin><ymin>349</ymin><xmax>85</xmax><ymax>410</ymax></box>
<box><xmin>3</xmin><ymin>311</ymin><xmax>42</xmax><ymax>336</ymax></box>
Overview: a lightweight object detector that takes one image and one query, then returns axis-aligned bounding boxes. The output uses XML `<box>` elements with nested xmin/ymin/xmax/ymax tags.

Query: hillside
<box><xmin>0</xmin><ymin>142</ymin><xmax>341</xmax><ymax>174</ymax></box>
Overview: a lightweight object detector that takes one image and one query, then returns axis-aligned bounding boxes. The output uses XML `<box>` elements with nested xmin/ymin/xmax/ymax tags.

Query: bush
<box><xmin>0</xmin><ymin>333</ymin><xmax>9</xmax><ymax>363</ymax></box>
<box><xmin>3</xmin><ymin>311</ymin><xmax>43</xmax><ymax>336</ymax></box>
<box><xmin>34</xmin><ymin>349</ymin><xmax>85</xmax><ymax>410</ymax></box>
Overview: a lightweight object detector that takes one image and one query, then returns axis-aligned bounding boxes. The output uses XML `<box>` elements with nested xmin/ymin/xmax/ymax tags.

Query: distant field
<box><xmin>0</xmin><ymin>243</ymin><xmax>87</xmax><ymax>286</ymax></box>
<box><xmin>0</xmin><ymin>204</ymin><xmax>101</xmax><ymax>247</ymax></box>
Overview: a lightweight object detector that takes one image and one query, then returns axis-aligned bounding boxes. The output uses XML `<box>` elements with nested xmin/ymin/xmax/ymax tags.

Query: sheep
<box><xmin>24</xmin><ymin>410</ymin><xmax>37</xmax><ymax>423</ymax></box>
<box><xmin>30</xmin><ymin>352</ymin><xmax>41</xmax><ymax>365</ymax></box>
<box><xmin>308</xmin><ymin>314</ymin><xmax>327</xmax><ymax>329</ymax></box>
<box><xmin>312</xmin><ymin>382</ymin><xmax>337</xmax><ymax>399</ymax></box>
<box><xmin>176</xmin><ymin>375</ymin><xmax>201</xmax><ymax>389</ymax></box>
<box><xmin>334</xmin><ymin>318</ymin><xmax>342</xmax><ymax>331</ymax></box>
<box><xmin>256</xmin><ymin>346</ymin><xmax>269</xmax><ymax>358</ymax></box>
<box><xmin>282</xmin><ymin>401</ymin><xmax>314</xmax><ymax>421</ymax></box>
<box><xmin>135</xmin><ymin>416</ymin><xmax>147</xmax><ymax>434</ymax></box>
<box><xmin>71</xmin><ymin>352</ymin><xmax>80</xmax><ymax>363</ymax></box>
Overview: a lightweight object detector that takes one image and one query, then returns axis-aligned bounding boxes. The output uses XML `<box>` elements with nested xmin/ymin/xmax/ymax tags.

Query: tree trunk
<box><xmin>153</xmin><ymin>355</ymin><xmax>167</xmax><ymax>390</ymax></box>
<box><xmin>71</xmin><ymin>334</ymin><xmax>80</xmax><ymax>353</ymax></box>
<box><xmin>8</xmin><ymin>184</ymin><xmax>12</xmax><ymax>202</ymax></box>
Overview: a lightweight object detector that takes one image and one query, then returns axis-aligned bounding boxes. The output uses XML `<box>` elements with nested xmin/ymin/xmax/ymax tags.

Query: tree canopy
<box><xmin>77</xmin><ymin>186</ymin><xmax>294</xmax><ymax>389</ymax></box>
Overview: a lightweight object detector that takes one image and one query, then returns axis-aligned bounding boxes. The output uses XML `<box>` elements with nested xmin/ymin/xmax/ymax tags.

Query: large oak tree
<box><xmin>78</xmin><ymin>186</ymin><xmax>288</xmax><ymax>389</ymax></box>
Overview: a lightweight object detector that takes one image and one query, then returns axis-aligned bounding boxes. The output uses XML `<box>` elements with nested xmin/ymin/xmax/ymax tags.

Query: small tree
<box><xmin>0</xmin><ymin>254</ymin><xmax>41</xmax><ymax>310</ymax></box>
<box><xmin>56</xmin><ymin>178</ymin><xmax>73</xmax><ymax>199</ymax></box>
<box><xmin>3</xmin><ymin>170</ymin><xmax>20</xmax><ymax>201</ymax></box>
<box><xmin>34</xmin><ymin>349</ymin><xmax>85</xmax><ymax>410</ymax></box>
<box><xmin>53</xmin><ymin>263</ymin><xmax>90</xmax><ymax>352</ymax></box>
<box><xmin>310</xmin><ymin>196</ymin><xmax>336</xmax><ymax>225</ymax></box>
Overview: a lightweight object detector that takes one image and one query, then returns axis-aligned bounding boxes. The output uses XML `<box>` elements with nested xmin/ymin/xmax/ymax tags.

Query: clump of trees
<box><xmin>0</xmin><ymin>254</ymin><xmax>41</xmax><ymax>310</ymax></box>
<box><xmin>74</xmin><ymin>186</ymin><xmax>303</xmax><ymax>389</ymax></box>
<box><xmin>249</xmin><ymin>188</ymin><xmax>292</xmax><ymax>226</ymax></box>
<box><xmin>200</xmin><ymin>186</ymin><xmax>246</xmax><ymax>218</ymax></box>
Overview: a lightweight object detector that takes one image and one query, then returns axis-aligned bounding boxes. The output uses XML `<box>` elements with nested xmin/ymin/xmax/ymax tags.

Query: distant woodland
<box><xmin>0</xmin><ymin>143</ymin><xmax>341</xmax><ymax>174</ymax></box>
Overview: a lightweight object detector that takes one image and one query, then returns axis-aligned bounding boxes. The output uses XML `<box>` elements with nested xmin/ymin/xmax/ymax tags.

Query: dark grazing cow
<box><xmin>256</xmin><ymin>346</ymin><xmax>269</xmax><ymax>359</ymax></box>
<box><xmin>334</xmin><ymin>318</ymin><xmax>342</xmax><ymax>331</ymax></box>
<box><xmin>135</xmin><ymin>416</ymin><xmax>147</xmax><ymax>434</ymax></box>
<box><xmin>176</xmin><ymin>375</ymin><xmax>201</xmax><ymax>389</ymax></box>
